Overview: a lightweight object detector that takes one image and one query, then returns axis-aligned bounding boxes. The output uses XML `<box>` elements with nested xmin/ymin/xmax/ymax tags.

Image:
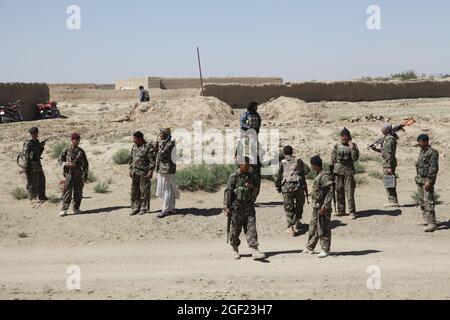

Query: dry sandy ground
<box><xmin>1</xmin><ymin>96</ymin><xmax>450</xmax><ymax>300</ymax></box>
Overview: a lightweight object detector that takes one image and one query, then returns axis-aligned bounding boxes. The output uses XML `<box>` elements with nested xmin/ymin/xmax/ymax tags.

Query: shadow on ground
<box><xmin>171</xmin><ymin>208</ymin><xmax>223</xmax><ymax>217</ymax></box>
<box><xmin>357</xmin><ymin>209</ymin><xmax>402</xmax><ymax>218</ymax></box>
<box><xmin>330</xmin><ymin>249</ymin><xmax>382</xmax><ymax>257</ymax></box>
<box><xmin>79</xmin><ymin>206</ymin><xmax>130</xmax><ymax>215</ymax></box>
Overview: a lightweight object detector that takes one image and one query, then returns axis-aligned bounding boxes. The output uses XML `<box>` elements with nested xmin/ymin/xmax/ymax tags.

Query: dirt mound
<box><xmin>124</xmin><ymin>96</ymin><xmax>236</xmax><ymax>128</ymax></box>
<box><xmin>259</xmin><ymin>96</ymin><xmax>325</xmax><ymax>124</ymax></box>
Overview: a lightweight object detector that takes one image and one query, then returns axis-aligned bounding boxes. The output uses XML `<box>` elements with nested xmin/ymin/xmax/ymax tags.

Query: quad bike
<box><xmin>37</xmin><ymin>101</ymin><xmax>61</xmax><ymax>119</ymax></box>
<box><xmin>0</xmin><ymin>100</ymin><xmax>24</xmax><ymax>123</ymax></box>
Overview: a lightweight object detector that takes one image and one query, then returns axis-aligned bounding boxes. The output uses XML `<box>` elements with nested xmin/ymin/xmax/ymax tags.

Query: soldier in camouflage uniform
<box><xmin>129</xmin><ymin>131</ymin><xmax>156</xmax><ymax>216</ymax></box>
<box><xmin>371</xmin><ymin>123</ymin><xmax>399</xmax><ymax>206</ymax></box>
<box><xmin>274</xmin><ymin>146</ymin><xmax>311</xmax><ymax>236</ymax></box>
<box><xmin>303</xmin><ymin>155</ymin><xmax>334</xmax><ymax>258</ymax></box>
<box><xmin>224</xmin><ymin>157</ymin><xmax>266</xmax><ymax>260</ymax></box>
<box><xmin>331</xmin><ymin>128</ymin><xmax>360</xmax><ymax>219</ymax></box>
<box><xmin>235</xmin><ymin>135</ymin><xmax>263</xmax><ymax>201</ymax></box>
<box><xmin>415</xmin><ymin>134</ymin><xmax>439</xmax><ymax>233</ymax></box>
<box><xmin>59</xmin><ymin>133</ymin><xmax>89</xmax><ymax>217</ymax></box>
<box><xmin>22</xmin><ymin>127</ymin><xmax>47</xmax><ymax>201</ymax></box>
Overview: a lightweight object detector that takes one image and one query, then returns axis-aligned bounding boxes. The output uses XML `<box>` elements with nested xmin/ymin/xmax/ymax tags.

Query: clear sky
<box><xmin>0</xmin><ymin>0</ymin><xmax>449</xmax><ymax>83</ymax></box>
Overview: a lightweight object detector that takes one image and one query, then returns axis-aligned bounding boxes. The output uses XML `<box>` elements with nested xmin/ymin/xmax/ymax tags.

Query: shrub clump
<box><xmin>176</xmin><ymin>164</ymin><xmax>236</xmax><ymax>192</ymax></box>
<box><xmin>51</xmin><ymin>142</ymin><xmax>69</xmax><ymax>159</ymax></box>
<box><xmin>11</xmin><ymin>187</ymin><xmax>28</xmax><ymax>200</ymax></box>
<box><xmin>112</xmin><ymin>149</ymin><xmax>130</xmax><ymax>165</ymax></box>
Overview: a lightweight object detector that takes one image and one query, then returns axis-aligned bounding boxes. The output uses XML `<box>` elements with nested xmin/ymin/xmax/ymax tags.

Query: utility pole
<box><xmin>197</xmin><ymin>47</ymin><xmax>204</xmax><ymax>95</ymax></box>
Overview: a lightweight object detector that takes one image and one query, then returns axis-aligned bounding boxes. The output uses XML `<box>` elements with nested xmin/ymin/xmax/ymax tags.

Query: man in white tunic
<box><xmin>155</xmin><ymin>128</ymin><xmax>179</xmax><ymax>218</ymax></box>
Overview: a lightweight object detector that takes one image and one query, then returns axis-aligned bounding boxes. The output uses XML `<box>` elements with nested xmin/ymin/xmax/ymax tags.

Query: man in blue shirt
<box><xmin>139</xmin><ymin>86</ymin><xmax>150</xmax><ymax>103</ymax></box>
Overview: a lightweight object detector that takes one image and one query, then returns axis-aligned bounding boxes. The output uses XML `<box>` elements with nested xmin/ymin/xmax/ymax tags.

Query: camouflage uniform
<box><xmin>23</xmin><ymin>139</ymin><xmax>46</xmax><ymax>200</ymax></box>
<box><xmin>224</xmin><ymin>170</ymin><xmax>259</xmax><ymax>249</ymax></box>
<box><xmin>306</xmin><ymin>170</ymin><xmax>334</xmax><ymax>252</ymax></box>
<box><xmin>59</xmin><ymin>146</ymin><xmax>89</xmax><ymax>211</ymax></box>
<box><xmin>331</xmin><ymin>142</ymin><xmax>360</xmax><ymax>215</ymax></box>
<box><xmin>415</xmin><ymin>146</ymin><xmax>439</xmax><ymax>225</ymax></box>
<box><xmin>156</xmin><ymin>138</ymin><xmax>176</xmax><ymax>174</ymax></box>
<box><xmin>381</xmin><ymin>134</ymin><xmax>398</xmax><ymax>203</ymax></box>
<box><xmin>274</xmin><ymin>155</ymin><xmax>310</xmax><ymax>227</ymax></box>
<box><xmin>129</xmin><ymin>141</ymin><xmax>157</xmax><ymax>213</ymax></box>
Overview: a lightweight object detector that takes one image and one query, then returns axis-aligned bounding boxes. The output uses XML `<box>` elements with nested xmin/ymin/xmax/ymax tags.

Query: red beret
<box><xmin>71</xmin><ymin>132</ymin><xmax>81</xmax><ymax>140</ymax></box>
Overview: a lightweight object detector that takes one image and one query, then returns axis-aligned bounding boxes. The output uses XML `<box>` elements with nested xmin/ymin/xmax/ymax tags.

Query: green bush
<box><xmin>51</xmin><ymin>142</ymin><xmax>69</xmax><ymax>159</ymax></box>
<box><xmin>368</xmin><ymin>170</ymin><xmax>383</xmax><ymax>180</ymax></box>
<box><xmin>11</xmin><ymin>187</ymin><xmax>28</xmax><ymax>200</ymax></box>
<box><xmin>390</xmin><ymin>70</ymin><xmax>418</xmax><ymax>81</ymax></box>
<box><xmin>176</xmin><ymin>164</ymin><xmax>237</xmax><ymax>192</ymax></box>
<box><xmin>112</xmin><ymin>149</ymin><xmax>130</xmax><ymax>165</ymax></box>
<box><xmin>354</xmin><ymin>162</ymin><xmax>366</xmax><ymax>174</ymax></box>
<box><xmin>93</xmin><ymin>181</ymin><xmax>110</xmax><ymax>193</ymax></box>
<box><xmin>411</xmin><ymin>192</ymin><xmax>442</xmax><ymax>205</ymax></box>
<box><xmin>85</xmin><ymin>171</ymin><xmax>97</xmax><ymax>183</ymax></box>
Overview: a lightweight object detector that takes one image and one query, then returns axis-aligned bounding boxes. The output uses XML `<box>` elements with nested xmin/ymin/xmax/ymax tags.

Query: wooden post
<box><xmin>197</xmin><ymin>47</ymin><xmax>204</xmax><ymax>95</ymax></box>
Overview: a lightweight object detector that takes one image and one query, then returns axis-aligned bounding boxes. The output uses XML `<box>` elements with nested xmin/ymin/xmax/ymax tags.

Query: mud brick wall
<box><xmin>203</xmin><ymin>81</ymin><xmax>450</xmax><ymax>108</ymax></box>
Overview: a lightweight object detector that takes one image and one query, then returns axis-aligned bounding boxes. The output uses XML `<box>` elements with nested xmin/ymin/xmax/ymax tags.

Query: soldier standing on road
<box><xmin>224</xmin><ymin>157</ymin><xmax>266</xmax><ymax>261</ymax></box>
<box><xmin>331</xmin><ymin>128</ymin><xmax>360</xmax><ymax>219</ymax></box>
<box><xmin>129</xmin><ymin>131</ymin><xmax>156</xmax><ymax>216</ymax></box>
<box><xmin>59</xmin><ymin>133</ymin><xmax>89</xmax><ymax>217</ymax></box>
<box><xmin>371</xmin><ymin>123</ymin><xmax>400</xmax><ymax>207</ymax></box>
<box><xmin>22</xmin><ymin>127</ymin><xmax>47</xmax><ymax>201</ymax></box>
<box><xmin>303</xmin><ymin>155</ymin><xmax>334</xmax><ymax>259</ymax></box>
<box><xmin>274</xmin><ymin>146</ymin><xmax>311</xmax><ymax>236</ymax></box>
<box><xmin>415</xmin><ymin>134</ymin><xmax>439</xmax><ymax>233</ymax></box>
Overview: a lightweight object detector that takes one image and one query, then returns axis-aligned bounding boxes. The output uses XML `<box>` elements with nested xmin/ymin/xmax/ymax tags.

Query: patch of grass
<box><xmin>359</xmin><ymin>154</ymin><xmax>380</xmax><ymax>163</ymax></box>
<box><xmin>85</xmin><ymin>171</ymin><xmax>97</xmax><ymax>183</ymax></box>
<box><xmin>176</xmin><ymin>164</ymin><xmax>236</xmax><ymax>192</ymax></box>
<box><xmin>306</xmin><ymin>171</ymin><xmax>317</xmax><ymax>180</ymax></box>
<box><xmin>355</xmin><ymin>176</ymin><xmax>367</xmax><ymax>185</ymax></box>
<box><xmin>47</xmin><ymin>194</ymin><xmax>60</xmax><ymax>204</ymax></box>
<box><xmin>354</xmin><ymin>162</ymin><xmax>366</xmax><ymax>174</ymax></box>
<box><xmin>11</xmin><ymin>187</ymin><xmax>28</xmax><ymax>200</ymax></box>
<box><xmin>51</xmin><ymin>142</ymin><xmax>69</xmax><ymax>159</ymax></box>
<box><xmin>368</xmin><ymin>170</ymin><xmax>383</xmax><ymax>180</ymax></box>
<box><xmin>411</xmin><ymin>192</ymin><xmax>442</xmax><ymax>205</ymax></box>
<box><xmin>18</xmin><ymin>232</ymin><xmax>29</xmax><ymax>238</ymax></box>
<box><xmin>390</xmin><ymin>70</ymin><xmax>418</xmax><ymax>81</ymax></box>
<box><xmin>93</xmin><ymin>181</ymin><xmax>110</xmax><ymax>194</ymax></box>
<box><xmin>112</xmin><ymin>149</ymin><xmax>130</xmax><ymax>165</ymax></box>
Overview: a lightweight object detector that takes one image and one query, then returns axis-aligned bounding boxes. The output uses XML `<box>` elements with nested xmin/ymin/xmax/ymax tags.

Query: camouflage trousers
<box><xmin>26</xmin><ymin>164</ymin><xmax>46</xmax><ymax>200</ymax></box>
<box><xmin>62</xmin><ymin>173</ymin><xmax>84</xmax><ymax>211</ymax></box>
<box><xmin>131</xmin><ymin>172</ymin><xmax>151</xmax><ymax>212</ymax></box>
<box><xmin>283</xmin><ymin>190</ymin><xmax>305</xmax><ymax>227</ymax></box>
<box><xmin>417</xmin><ymin>183</ymin><xmax>436</xmax><ymax>225</ymax></box>
<box><xmin>335</xmin><ymin>174</ymin><xmax>356</xmax><ymax>214</ymax></box>
<box><xmin>384</xmin><ymin>168</ymin><xmax>398</xmax><ymax>203</ymax></box>
<box><xmin>306</xmin><ymin>207</ymin><xmax>332</xmax><ymax>252</ymax></box>
<box><xmin>229</xmin><ymin>204</ymin><xmax>259</xmax><ymax>249</ymax></box>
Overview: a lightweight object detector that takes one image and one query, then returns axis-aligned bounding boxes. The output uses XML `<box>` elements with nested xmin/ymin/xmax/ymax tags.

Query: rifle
<box><xmin>329</xmin><ymin>165</ymin><xmax>337</xmax><ymax>213</ymax></box>
<box><xmin>226</xmin><ymin>212</ymin><xmax>231</xmax><ymax>244</ymax></box>
<box><xmin>367</xmin><ymin>118</ymin><xmax>416</xmax><ymax>150</ymax></box>
<box><xmin>303</xmin><ymin>180</ymin><xmax>310</xmax><ymax>205</ymax></box>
